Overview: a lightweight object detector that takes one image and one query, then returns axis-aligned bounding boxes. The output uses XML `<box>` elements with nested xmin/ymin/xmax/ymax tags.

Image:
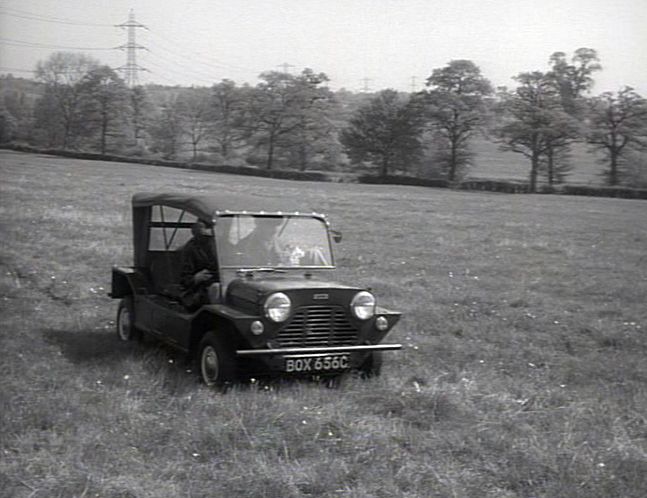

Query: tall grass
<box><xmin>1</xmin><ymin>150</ymin><xmax>646</xmax><ymax>497</ymax></box>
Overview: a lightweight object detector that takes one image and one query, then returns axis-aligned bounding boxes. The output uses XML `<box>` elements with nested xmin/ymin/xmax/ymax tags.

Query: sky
<box><xmin>1</xmin><ymin>0</ymin><xmax>646</xmax><ymax>94</ymax></box>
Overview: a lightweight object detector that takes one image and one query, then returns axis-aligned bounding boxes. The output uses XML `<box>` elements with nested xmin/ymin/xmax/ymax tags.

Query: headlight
<box><xmin>264</xmin><ymin>292</ymin><xmax>291</xmax><ymax>322</ymax></box>
<box><xmin>351</xmin><ymin>291</ymin><xmax>376</xmax><ymax>320</ymax></box>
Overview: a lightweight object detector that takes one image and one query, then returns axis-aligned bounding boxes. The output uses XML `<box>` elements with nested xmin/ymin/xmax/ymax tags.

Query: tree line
<box><xmin>1</xmin><ymin>48</ymin><xmax>646</xmax><ymax>191</ymax></box>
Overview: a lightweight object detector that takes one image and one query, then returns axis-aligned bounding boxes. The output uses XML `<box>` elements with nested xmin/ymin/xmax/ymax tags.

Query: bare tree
<box><xmin>177</xmin><ymin>88</ymin><xmax>211</xmax><ymax>162</ymax></box>
<box><xmin>78</xmin><ymin>66</ymin><xmax>130</xmax><ymax>154</ymax></box>
<box><xmin>34</xmin><ymin>52</ymin><xmax>100</xmax><ymax>148</ymax></box>
<box><xmin>495</xmin><ymin>72</ymin><xmax>579</xmax><ymax>192</ymax></box>
<box><xmin>587</xmin><ymin>87</ymin><xmax>647</xmax><ymax>186</ymax></box>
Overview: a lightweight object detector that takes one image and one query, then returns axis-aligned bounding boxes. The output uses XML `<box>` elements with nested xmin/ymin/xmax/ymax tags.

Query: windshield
<box><xmin>215</xmin><ymin>214</ymin><xmax>334</xmax><ymax>268</ymax></box>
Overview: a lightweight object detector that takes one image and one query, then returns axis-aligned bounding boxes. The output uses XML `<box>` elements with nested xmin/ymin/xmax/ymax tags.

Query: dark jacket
<box><xmin>180</xmin><ymin>236</ymin><xmax>219</xmax><ymax>292</ymax></box>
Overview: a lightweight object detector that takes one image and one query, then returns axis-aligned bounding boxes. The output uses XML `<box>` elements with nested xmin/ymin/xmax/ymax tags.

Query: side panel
<box><xmin>110</xmin><ymin>267</ymin><xmax>150</xmax><ymax>298</ymax></box>
<box><xmin>136</xmin><ymin>295</ymin><xmax>192</xmax><ymax>351</ymax></box>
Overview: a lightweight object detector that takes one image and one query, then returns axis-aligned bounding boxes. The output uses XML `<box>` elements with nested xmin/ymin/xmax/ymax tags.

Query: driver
<box><xmin>236</xmin><ymin>217</ymin><xmax>284</xmax><ymax>266</ymax></box>
<box><xmin>180</xmin><ymin>220</ymin><xmax>219</xmax><ymax>310</ymax></box>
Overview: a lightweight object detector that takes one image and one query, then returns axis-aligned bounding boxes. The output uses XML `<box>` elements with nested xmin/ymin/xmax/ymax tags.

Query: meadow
<box><xmin>1</xmin><ymin>150</ymin><xmax>646</xmax><ymax>498</ymax></box>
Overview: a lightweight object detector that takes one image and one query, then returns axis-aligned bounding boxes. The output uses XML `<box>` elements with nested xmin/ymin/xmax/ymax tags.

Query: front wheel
<box><xmin>116</xmin><ymin>297</ymin><xmax>137</xmax><ymax>341</ymax></box>
<box><xmin>198</xmin><ymin>331</ymin><xmax>237</xmax><ymax>388</ymax></box>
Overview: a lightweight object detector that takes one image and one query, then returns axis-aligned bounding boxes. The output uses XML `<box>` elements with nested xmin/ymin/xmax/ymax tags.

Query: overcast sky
<box><xmin>1</xmin><ymin>0</ymin><xmax>645</xmax><ymax>93</ymax></box>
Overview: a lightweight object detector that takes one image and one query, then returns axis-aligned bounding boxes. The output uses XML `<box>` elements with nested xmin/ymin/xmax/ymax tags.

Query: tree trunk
<box><xmin>299</xmin><ymin>143</ymin><xmax>308</xmax><ymax>172</ymax></box>
<box><xmin>266</xmin><ymin>135</ymin><xmax>275</xmax><ymax>170</ymax></box>
<box><xmin>100</xmin><ymin>116</ymin><xmax>108</xmax><ymax>154</ymax></box>
<box><xmin>609</xmin><ymin>150</ymin><xmax>619</xmax><ymax>186</ymax></box>
<box><xmin>380</xmin><ymin>156</ymin><xmax>390</xmax><ymax>178</ymax></box>
<box><xmin>530</xmin><ymin>151</ymin><xmax>539</xmax><ymax>193</ymax></box>
<box><xmin>547</xmin><ymin>146</ymin><xmax>554</xmax><ymax>186</ymax></box>
<box><xmin>449</xmin><ymin>140</ymin><xmax>457</xmax><ymax>182</ymax></box>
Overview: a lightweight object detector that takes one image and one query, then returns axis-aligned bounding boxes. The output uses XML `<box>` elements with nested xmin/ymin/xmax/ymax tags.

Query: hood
<box><xmin>226</xmin><ymin>275</ymin><xmax>363</xmax><ymax>314</ymax></box>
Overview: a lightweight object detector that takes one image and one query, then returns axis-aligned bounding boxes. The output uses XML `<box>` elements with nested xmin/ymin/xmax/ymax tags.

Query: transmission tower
<box><xmin>410</xmin><ymin>76</ymin><xmax>418</xmax><ymax>93</ymax></box>
<box><xmin>277</xmin><ymin>62</ymin><xmax>295</xmax><ymax>74</ymax></box>
<box><xmin>359</xmin><ymin>78</ymin><xmax>373</xmax><ymax>93</ymax></box>
<box><xmin>115</xmin><ymin>9</ymin><xmax>148</xmax><ymax>87</ymax></box>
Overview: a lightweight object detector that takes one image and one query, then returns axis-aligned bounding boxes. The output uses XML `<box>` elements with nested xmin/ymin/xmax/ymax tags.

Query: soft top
<box><xmin>132</xmin><ymin>192</ymin><xmax>322</xmax><ymax>221</ymax></box>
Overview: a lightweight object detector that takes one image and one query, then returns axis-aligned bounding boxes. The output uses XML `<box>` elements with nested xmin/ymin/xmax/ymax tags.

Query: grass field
<box><xmin>467</xmin><ymin>139</ymin><xmax>607</xmax><ymax>185</ymax></box>
<box><xmin>1</xmin><ymin>150</ymin><xmax>646</xmax><ymax>497</ymax></box>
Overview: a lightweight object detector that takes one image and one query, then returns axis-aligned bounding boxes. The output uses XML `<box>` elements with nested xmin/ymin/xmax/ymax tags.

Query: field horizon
<box><xmin>1</xmin><ymin>150</ymin><xmax>646</xmax><ymax>497</ymax></box>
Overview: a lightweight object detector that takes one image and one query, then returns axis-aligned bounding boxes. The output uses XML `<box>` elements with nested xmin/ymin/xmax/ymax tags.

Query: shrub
<box><xmin>560</xmin><ymin>185</ymin><xmax>647</xmax><ymax>199</ymax></box>
<box><xmin>357</xmin><ymin>174</ymin><xmax>450</xmax><ymax>189</ymax></box>
<box><xmin>458</xmin><ymin>179</ymin><xmax>531</xmax><ymax>193</ymax></box>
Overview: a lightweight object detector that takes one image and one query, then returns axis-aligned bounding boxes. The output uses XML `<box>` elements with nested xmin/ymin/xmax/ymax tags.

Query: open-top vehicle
<box><xmin>110</xmin><ymin>192</ymin><xmax>401</xmax><ymax>386</ymax></box>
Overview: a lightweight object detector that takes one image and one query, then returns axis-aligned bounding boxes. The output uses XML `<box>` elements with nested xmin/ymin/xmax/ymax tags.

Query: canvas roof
<box><xmin>132</xmin><ymin>192</ymin><xmax>323</xmax><ymax>221</ymax></box>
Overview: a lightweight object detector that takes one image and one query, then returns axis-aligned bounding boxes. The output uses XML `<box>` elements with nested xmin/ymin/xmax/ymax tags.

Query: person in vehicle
<box><xmin>236</xmin><ymin>217</ymin><xmax>285</xmax><ymax>266</ymax></box>
<box><xmin>179</xmin><ymin>220</ymin><xmax>219</xmax><ymax>310</ymax></box>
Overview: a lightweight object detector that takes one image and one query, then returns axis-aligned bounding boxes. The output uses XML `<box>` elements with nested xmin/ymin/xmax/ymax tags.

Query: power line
<box><xmin>144</xmin><ymin>57</ymin><xmax>214</xmax><ymax>86</ymax></box>
<box><xmin>0</xmin><ymin>7</ymin><xmax>114</xmax><ymax>27</ymax></box>
<box><xmin>146</xmin><ymin>30</ymin><xmax>258</xmax><ymax>75</ymax></box>
<box><xmin>145</xmin><ymin>51</ymin><xmax>219</xmax><ymax>85</ymax></box>
<box><xmin>0</xmin><ymin>37</ymin><xmax>114</xmax><ymax>51</ymax></box>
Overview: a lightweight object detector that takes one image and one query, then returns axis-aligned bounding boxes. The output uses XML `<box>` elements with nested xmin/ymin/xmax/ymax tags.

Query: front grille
<box><xmin>276</xmin><ymin>305</ymin><xmax>359</xmax><ymax>348</ymax></box>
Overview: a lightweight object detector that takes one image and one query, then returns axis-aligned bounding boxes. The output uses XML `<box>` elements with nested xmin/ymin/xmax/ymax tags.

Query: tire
<box><xmin>198</xmin><ymin>331</ymin><xmax>237</xmax><ymax>388</ymax></box>
<box><xmin>358</xmin><ymin>351</ymin><xmax>383</xmax><ymax>378</ymax></box>
<box><xmin>116</xmin><ymin>296</ymin><xmax>137</xmax><ymax>341</ymax></box>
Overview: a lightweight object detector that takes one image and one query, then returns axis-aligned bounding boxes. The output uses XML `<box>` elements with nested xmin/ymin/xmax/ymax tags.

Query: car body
<box><xmin>110</xmin><ymin>192</ymin><xmax>401</xmax><ymax>386</ymax></box>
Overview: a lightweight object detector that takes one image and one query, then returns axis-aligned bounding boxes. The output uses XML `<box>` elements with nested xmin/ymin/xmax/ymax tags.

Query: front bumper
<box><xmin>236</xmin><ymin>343</ymin><xmax>401</xmax><ymax>375</ymax></box>
<box><xmin>236</xmin><ymin>343</ymin><xmax>402</xmax><ymax>356</ymax></box>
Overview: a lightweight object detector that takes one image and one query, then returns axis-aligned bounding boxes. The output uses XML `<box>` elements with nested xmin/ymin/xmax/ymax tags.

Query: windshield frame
<box><xmin>213</xmin><ymin>212</ymin><xmax>336</xmax><ymax>271</ymax></box>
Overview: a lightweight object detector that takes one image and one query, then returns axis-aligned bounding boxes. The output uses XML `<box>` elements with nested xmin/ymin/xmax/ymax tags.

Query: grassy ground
<box><xmin>467</xmin><ymin>139</ymin><xmax>607</xmax><ymax>184</ymax></box>
<box><xmin>1</xmin><ymin>150</ymin><xmax>646</xmax><ymax>497</ymax></box>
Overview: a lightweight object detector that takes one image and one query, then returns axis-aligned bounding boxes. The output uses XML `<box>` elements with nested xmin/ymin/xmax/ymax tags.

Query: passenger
<box><xmin>180</xmin><ymin>221</ymin><xmax>219</xmax><ymax>310</ymax></box>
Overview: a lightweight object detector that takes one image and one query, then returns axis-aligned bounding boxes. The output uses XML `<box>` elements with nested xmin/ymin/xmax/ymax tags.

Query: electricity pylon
<box><xmin>115</xmin><ymin>9</ymin><xmax>148</xmax><ymax>87</ymax></box>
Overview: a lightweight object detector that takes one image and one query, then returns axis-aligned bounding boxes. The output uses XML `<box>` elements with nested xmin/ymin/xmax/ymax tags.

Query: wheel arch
<box><xmin>189</xmin><ymin>310</ymin><xmax>237</xmax><ymax>358</ymax></box>
<box><xmin>111</xmin><ymin>267</ymin><xmax>148</xmax><ymax>298</ymax></box>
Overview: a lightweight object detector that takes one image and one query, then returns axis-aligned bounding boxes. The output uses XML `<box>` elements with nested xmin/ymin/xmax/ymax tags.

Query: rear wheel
<box><xmin>116</xmin><ymin>297</ymin><xmax>137</xmax><ymax>341</ymax></box>
<box><xmin>198</xmin><ymin>331</ymin><xmax>237</xmax><ymax>388</ymax></box>
<box><xmin>358</xmin><ymin>351</ymin><xmax>383</xmax><ymax>378</ymax></box>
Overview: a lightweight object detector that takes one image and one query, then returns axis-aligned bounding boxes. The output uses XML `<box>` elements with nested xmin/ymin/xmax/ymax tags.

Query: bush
<box><xmin>357</xmin><ymin>174</ymin><xmax>450</xmax><ymax>189</ymax></box>
<box><xmin>560</xmin><ymin>185</ymin><xmax>647</xmax><ymax>199</ymax></box>
<box><xmin>458</xmin><ymin>179</ymin><xmax>531</xmax><ymax>193</ymax></box>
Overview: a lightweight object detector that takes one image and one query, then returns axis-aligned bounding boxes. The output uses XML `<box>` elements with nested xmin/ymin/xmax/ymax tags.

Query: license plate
<box><xmin>285</xmin><ymin>354</ymin><xmax>350</xmax><ymax>373</ymax></box>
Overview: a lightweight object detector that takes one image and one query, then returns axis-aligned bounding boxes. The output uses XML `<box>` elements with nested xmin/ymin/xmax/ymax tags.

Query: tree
<box><xmin>280</xmin><ymin>69</ymin><xmax>337</xmax><ymax>171</ymax></box>
<box><xmin>130</xmin><ymin>86</ymin><xmax>153</xmax><ymax>143</ymax></box>
<box><xmin>244</xmin><ymin>69</ymin><xmax>333</xmax><ymax>170</ymax></box>
<box><xmin>33</xmin><ymin>86</ymin><xmax>62</xmax><ymax>146</ymax></box>
<box><xmin>177</xmin><ymin>88</ymin><xmax>211</xmax><ymax>161</ymax></box>
<box><xmin>210</xmin><ymin>79</ymin><xmax>247</xmax><ymax>160</ymax></box>
<box><xmin>34</xmin><ymin>52</ymin><xmax>100</xmax><ymax>148</ymax></box>
<box><xmin>0</xmin><ymin>100</ymin><xmax>18</xmax><ymax>143</ymax></box>
<box><xmin>587</xmin><ymin>87</ymin><xmax>647</xmax><ymax>186</ymax></box>
<box><xmin>548</xmin><ymin>48</ymin><xmax>601</xmax><ymax>115</ymax></box>
<box><xmin>495</xmin><ymin>72</ymin><xmax>579</xmax><ymax>192</ymax></box>
<box><xmin>78</xmin><ymin>66</ymin><xmax>130</xmax><ymax>154</ymax></box>
<box><xmin>340</xmin><ymin>89</ymin><xmax>425</xmax><ymax>178</ymax></box>
<box><xmin>423</xmin><ymin>60</ymin><xmax>493</xmax><ymax>181</ymax></box>
<box><xmin>149</xmin><ymin>97</ymin><xmax>184</xmax><ymax>159</ymax></box>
